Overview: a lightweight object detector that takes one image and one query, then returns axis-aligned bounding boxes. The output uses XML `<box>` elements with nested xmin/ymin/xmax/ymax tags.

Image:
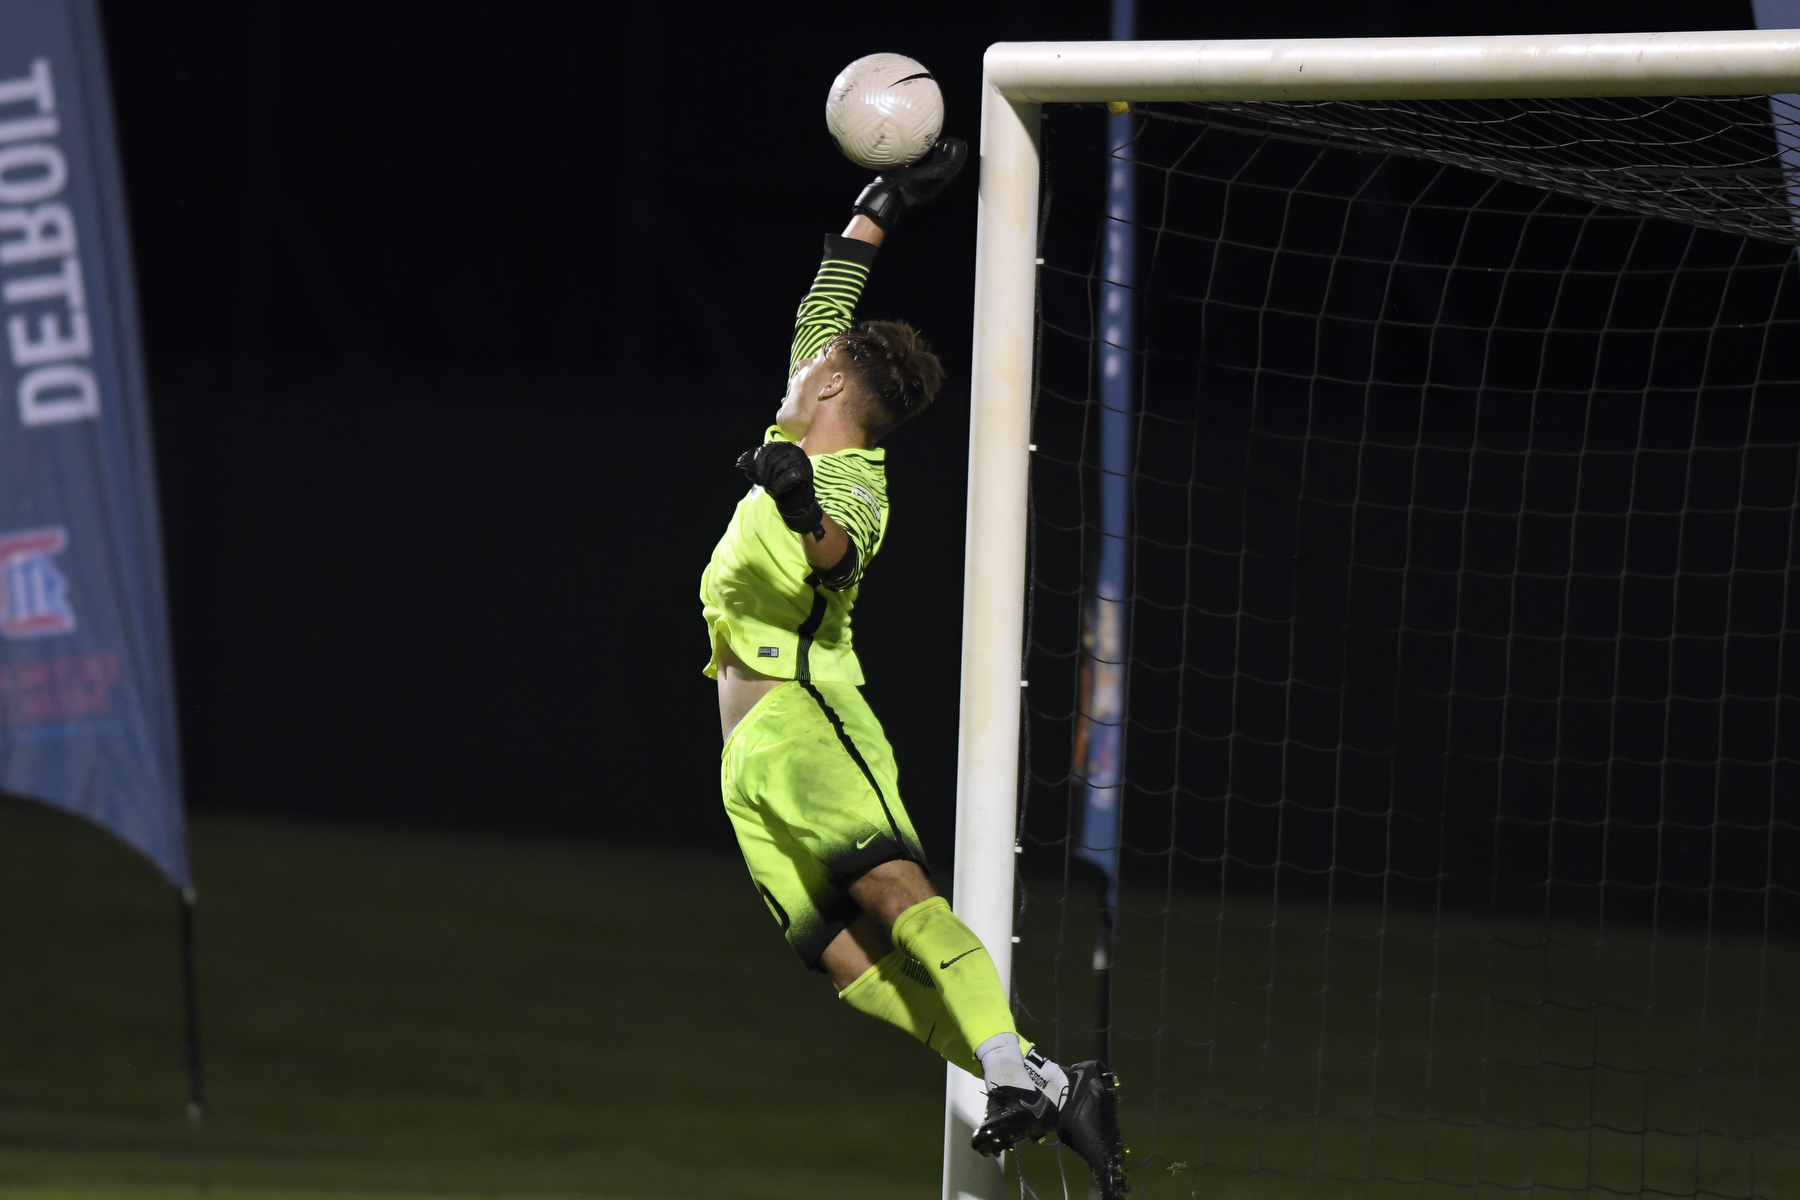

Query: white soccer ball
<box><xmin>825</xmin><ymin>53</ymin><xmax>944</xmax><ymax>170</ymax></box>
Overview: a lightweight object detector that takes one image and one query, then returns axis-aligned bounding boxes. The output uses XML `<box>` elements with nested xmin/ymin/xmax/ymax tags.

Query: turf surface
<box><xmin>7</xmin><ymin>799</ymin><xmax>1796</xmax><ymax>1199</ymax></box>
<box><xmin>1012</xmin><ymin>876</ymin><xmax>1800</xmax><ymax>1199</ymax></box>
<box><xmin>0</xmin><ymin>801</ymin><xmax>945</xmax><ymax>1199</ymax></box>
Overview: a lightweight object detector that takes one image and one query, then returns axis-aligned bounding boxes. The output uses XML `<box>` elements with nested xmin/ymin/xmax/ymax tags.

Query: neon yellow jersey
<box><xmin>701</xmin><ymin>426</ymin><xmax>889</xmax><ymax>684</ymax></box>
<box><xmin>701</xmin><ymin>232</ymin><xmax>889</xmax><ymax>683</ymax></box>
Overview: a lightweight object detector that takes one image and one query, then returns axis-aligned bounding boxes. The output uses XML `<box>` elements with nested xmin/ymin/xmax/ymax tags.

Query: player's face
<box><xmin>776</xmin><ymin>349</ymin><xmax>837</xmax><ymax>440</ymax></box>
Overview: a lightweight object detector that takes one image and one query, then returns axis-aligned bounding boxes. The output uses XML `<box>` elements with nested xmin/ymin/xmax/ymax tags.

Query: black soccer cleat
<box><xmin>1057</xmin><ymin>1061</ymin><xmax>1128</xmax><ymax>1198</ymax></box>
<box><xmin>970</xmin><ymin>1084</ymin><xmax>1059</xmax><ymax>1157</ymax></box>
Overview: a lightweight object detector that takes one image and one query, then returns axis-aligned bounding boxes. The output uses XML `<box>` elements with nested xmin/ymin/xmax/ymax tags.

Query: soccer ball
<box><xmin>825</xmin><ymin>53</ymin><xmax>944</xmax><ymax>170</ymax></box>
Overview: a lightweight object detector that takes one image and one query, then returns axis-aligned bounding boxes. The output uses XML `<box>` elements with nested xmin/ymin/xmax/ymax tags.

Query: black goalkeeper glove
<box><xmin>851</xmin><ymin>137</ymin><xmax>969</xmax><ymax>232</ymax></box>
<box><xmin>736</xmin><ymin>442</ymin><xmax>825</xmax><ymax>537</ymax></box>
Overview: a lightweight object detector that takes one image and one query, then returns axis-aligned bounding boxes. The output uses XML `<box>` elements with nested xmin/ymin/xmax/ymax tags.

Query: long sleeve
<box><xmin>789</xmin><ymin>233</ymin><xmax>880</xmax><ymax>375</ymax></box>
<box><xmin>812</xmin><ymin>451</ymin><xmax>887</xmax><ymax>591</ymax></box>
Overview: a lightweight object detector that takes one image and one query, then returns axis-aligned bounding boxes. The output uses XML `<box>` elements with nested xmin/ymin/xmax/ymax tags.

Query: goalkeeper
<box><xmin>698</xmin><ymin>139</ymin><xmax>1125</xmax><ymax>1198</ymax></box>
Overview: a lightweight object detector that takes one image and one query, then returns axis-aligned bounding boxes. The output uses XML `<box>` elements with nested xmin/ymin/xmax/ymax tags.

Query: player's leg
<box><xmin>721</xmin><ymin>683</ymin><xmax>864</xmax><ymax>971</ymax></box>
<box><xmin>847</xmin><ymin>863</ymin><xmax>1020</xmax><ymax>1073</ymax></box>
<box><xmin>808</xmin><ymin>687</ymin><xmax>1122</xmax><ymax>1181</ymax></box>
<box><xmin>830</xmin><ymin>862</ymin><xmax>1120</xmax><ymax>1189</ymax></box>
<box><xmin>724</xmin><ymin>708</ymin><xmax>983</xmax><ymax>1076</ymax></box>
<box><xmin>818</xmin><ymin>908</ymin><xmax>888</xmax><ymax>990</ymax></box>
<box><xmin>845</xmin><ymin>859</ymin><xmax>1066</xmax><ymax>1145</ymax></box>
<box><xmin>821</xmin><ymin>886</ymin><xmax>1075</xmax><ymax>1151</ymax></box>
<box><xmin>820</xmin><ymin>911</ymin><xmax>980</xmax><ymax>1076</ymax></box>
<box><xmin>786</xmin><ymin>682</ymin><xmax>1048</xmax><ymax>1094</ymax></box>
<box><xmin>729</xmin><ymin>680</ymin><xmax>1119</xmax><ymax>1184</ymax></box>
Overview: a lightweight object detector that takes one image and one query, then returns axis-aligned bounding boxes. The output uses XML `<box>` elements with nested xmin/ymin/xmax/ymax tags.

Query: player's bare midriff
<box><xmin>716</xmin><ymin>639</ymin><xmax>783</xmax><ymax>742</ymax></box>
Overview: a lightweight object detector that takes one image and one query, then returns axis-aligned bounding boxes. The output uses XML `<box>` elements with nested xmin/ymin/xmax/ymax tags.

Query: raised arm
<box><xmin>789</xmin><ymin>219</ymin><xmax>885</xmax><ymax>378</ymax></box>
<box><xmin>746</xmin><ymin>140</ymin><xmax>970</xmax><ymax>574</ymax></box>
<box><xmin>787</xmin><ymin>138</ymin><xmax>968</xmax><ymax>376</ymax></box>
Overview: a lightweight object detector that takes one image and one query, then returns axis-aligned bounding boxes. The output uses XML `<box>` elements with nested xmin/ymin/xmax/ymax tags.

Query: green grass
<box><xmin>0</xmin><ymin>1191</ymin><xmax>641</xmax><ymax>1200</ymax></box>
<box><xmin>6</xmin><ymin>800</ymin><xmax>1796</xmax><ymax>1200</ymax></box>
<box><xmin>0</xmin><ymin>801</ymin><xmax>944</xmax><ymax>1199</ymax></box>
<box><xmin>1013</xmin><ymin>877</ymin><xmax>1800</xmax><ymax>1199</ymax></box>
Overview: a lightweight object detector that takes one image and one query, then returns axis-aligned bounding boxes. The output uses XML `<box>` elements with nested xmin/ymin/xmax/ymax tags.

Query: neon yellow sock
<box><xmin>889</xmin><ymin>896</ymin><xmax>1018</xmax><ymax>1053</ymax></box>
<box><xmin>838</xmin><ymin>949</ymin><xmax>980</xmax><ymax>1076</ymax></box>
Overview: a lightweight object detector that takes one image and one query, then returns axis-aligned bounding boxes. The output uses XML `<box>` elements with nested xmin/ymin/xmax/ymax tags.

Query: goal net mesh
<box><xmin>1012</xmin><ymin>94</ymin><xmax>1800</xmax><ymax>1200</ymax></box>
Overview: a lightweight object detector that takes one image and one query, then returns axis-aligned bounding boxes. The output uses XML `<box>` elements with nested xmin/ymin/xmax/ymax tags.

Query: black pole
<box><xmin>177</xmin><ymin>885</ymin><xmax>205</xmax><ymax>1122</ymax></box>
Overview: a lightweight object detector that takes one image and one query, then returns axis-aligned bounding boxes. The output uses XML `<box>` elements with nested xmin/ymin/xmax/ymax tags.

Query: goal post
<box><xmin>944</xmin><ymin>77</ymin><xmax>1039</xmax><ymax>1200</ymax></box>
<box><xmin>948</xmin><ymin>28</ymin><xmax>1800</xmax><ymax>1200</ymax></box>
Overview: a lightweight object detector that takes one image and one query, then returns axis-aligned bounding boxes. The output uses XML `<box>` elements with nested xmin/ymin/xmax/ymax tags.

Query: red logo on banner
<box><xmin>0</xmin><ymin>652</ymin><xmax>119</xmax><ymax>725</ymax></box>
<box><xmin>0</xmin><ymin>526</ymin><xmax>75</xmax><ymax>639</ymax></box>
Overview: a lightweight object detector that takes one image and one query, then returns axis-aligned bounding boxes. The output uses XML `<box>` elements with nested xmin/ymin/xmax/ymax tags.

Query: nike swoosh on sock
<box><xmin>939</xmin><ymin>947</ymin><xmax>981</xmax><ymax>970</ymax></box>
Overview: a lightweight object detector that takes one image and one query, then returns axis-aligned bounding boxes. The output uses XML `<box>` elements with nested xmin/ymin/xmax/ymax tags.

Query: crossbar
<box><xmin>988</xmin><ymin>29</ymin><xmax>1800</xmax><ymax>102</ymax></box>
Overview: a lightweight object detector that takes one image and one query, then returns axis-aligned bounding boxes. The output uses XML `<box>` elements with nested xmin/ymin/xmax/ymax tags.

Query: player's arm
<box><xmin>843</xmin><ymin>214</ymin><xmax>885</xmax><ymax>247</ymax></box>
<box><xmin>742</xmin><ymin>142</ymin><xmax>971</xmax><ymax>581</ymax></box>
<box><xmin>787</xmin><ymin>139</ymin><xmax>968</xmax><ymax>376</ymax></box>
<box><xmin>789</xmin><ymin>234</ymin><xmax>879</xmax><ymax>378</ymax></box>
<box><xmin>736</xmin><ymin>443</ymin><xmax>855</xmax><ymax>579</ymax></box>
<box><xmin>805</xmin><ymin>515</ymin><xmax>852</xmax><ymax>574</ymax></box>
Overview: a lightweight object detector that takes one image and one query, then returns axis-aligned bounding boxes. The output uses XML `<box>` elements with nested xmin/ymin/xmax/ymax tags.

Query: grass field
<box><xmin>1012</xmin><ymin>878</ymin><xmax>1800</xmax><ymax>1199</ymax></box>
<box><xmin>0</xmin><ymin>801</ymin><xmax>945</xmax><ymax>1200</ymax></box>
<box><xmin>5</xmin><ymin>800</ymin><xmax>1796</xmax><ymax>1200</ymax></box>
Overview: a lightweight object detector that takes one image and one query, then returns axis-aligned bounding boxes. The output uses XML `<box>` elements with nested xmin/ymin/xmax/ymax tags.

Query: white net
<box><xmin>1011</xmin><ymin>94</ymin><xmax>1800</xmax><ymax>1199</ymax></box>
<box><xmin>1192</xmin><ymin>94</ymin><xmax>1800</xmax><ymax>244</ymax></box>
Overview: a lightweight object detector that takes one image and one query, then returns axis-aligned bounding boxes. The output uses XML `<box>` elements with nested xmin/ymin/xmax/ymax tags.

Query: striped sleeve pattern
<box><xmin>814</xmin><ymin>453</ymin><xmax>887</xmax><ymax>590</ymax></box>
<box><xmin>789</xmin><ymin>234</ymin><xmax>879</xmax><ymax>375</ymax></box>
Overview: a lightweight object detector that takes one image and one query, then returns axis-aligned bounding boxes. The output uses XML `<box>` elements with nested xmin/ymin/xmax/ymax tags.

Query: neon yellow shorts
<box><xmin>721</xmin><ymin>679</ymin><xmax>929</xmax><ymax>970</ymax></box>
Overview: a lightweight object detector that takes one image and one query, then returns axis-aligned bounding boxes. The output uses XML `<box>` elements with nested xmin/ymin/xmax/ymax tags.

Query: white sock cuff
<box><xmin>975</xmin><ymin>1032</ymin><xmax>1033</xmax><ymax>1091</ymax></box>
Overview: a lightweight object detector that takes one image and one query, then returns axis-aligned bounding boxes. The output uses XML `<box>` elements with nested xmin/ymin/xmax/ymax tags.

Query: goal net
<box><xmin>1003</xmin><ymin>84</ymin><xmax>1800</xmax><ymax>1199</ymax></box>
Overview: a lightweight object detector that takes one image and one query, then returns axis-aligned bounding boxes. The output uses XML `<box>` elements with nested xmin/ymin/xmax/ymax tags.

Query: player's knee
<box><xmin>848</xmin><ymin>857</ymin><xmax>935</xmax><ymax>927</ymax></box>
<box><xmin>821</xmin><ymin>912</ymin><xmax>894</xmax><ymax>989</ymax></box>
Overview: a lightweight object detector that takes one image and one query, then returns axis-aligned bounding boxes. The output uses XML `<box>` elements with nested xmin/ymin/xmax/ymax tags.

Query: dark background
<box><xmin>91</xmin><ymin>0</ymin><xmax>1758</xmax><ymax>859</ymax></box>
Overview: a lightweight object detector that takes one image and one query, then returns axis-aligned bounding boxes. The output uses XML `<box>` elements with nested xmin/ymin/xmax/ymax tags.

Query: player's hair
<box><xmin>831</xmin><ymin>320</ymin><xmax>945</xmax><ymax>443</ymax></box>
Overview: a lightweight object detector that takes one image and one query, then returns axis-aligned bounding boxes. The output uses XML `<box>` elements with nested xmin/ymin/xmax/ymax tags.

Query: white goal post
<box><xmin>946</xmin><ymin>27</ymin><xmax>1800</xmax><ymax>1200</ymax></box>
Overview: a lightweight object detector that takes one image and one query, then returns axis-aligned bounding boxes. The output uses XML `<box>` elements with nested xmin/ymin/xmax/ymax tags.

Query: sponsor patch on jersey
<box><xmin>849</xmin><ymin>484</ymin><xmax>881</xmax><ymax>527</ymax></box>
<box><xmin>757</xmin><ymin>646</ymin><xmax>779</xmax><ymax>658</ymax></box>
<box><xmin>0</xmin><ymin>526</ymin><xmax>75</xmax><ymax>639</ymax></box>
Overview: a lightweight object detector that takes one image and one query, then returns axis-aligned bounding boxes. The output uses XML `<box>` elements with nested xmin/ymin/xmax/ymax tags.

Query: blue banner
<box><xmin>1074</xmin><ymin>0</ymin><xmax>1136</xmax><ymax>931</ymax></box>
<box><xmin>0</xmin><ymin>0</ymin><xmax>186</xmax><ymax>887</ymax></box>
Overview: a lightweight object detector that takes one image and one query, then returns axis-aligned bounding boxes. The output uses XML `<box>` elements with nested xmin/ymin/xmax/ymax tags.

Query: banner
<box><xmin>1074</xmin><ymin>0</ymin><xmax>1136</xmax><ymax>935</ymax></box>
<box><xmin>0</xmin><ymin>0</ymin><xmax>186</xmax><ymax>887</ymax></box>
